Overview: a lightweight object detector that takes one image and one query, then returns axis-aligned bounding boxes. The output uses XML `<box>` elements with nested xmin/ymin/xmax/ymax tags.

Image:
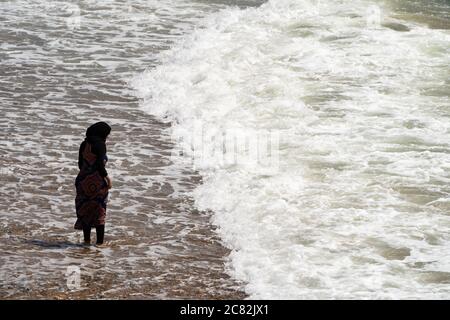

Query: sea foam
<box><xmin>133</xmin><ymin>0</ymin><xmax>450</xmax><ymax>299</ymax></box>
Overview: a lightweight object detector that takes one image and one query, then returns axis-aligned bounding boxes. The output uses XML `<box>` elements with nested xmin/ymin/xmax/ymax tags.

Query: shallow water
<box><xmin>0</xmin><ymin>0</ymin><xmax>263</xmax><ymax>299</ymax></box>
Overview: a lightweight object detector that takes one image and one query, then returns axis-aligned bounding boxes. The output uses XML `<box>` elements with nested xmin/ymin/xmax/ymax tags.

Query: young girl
<box><xmin>74</xmin><ymin>122</ymin><xmax>112</xmax><ymax>246</ymax></box>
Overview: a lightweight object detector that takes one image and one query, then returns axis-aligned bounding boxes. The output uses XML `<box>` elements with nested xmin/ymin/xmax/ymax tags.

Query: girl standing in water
<box><xmin>75</xmin><ymin>122</ymin><xmax>112</xmax><ymax>246</ymax></box>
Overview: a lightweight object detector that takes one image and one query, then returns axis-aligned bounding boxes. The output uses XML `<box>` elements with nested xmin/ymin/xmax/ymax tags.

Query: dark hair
<box><xmin>86</xmin><ymin>122</ymin><xmax>111</xmax><ymax>140</ymax></box>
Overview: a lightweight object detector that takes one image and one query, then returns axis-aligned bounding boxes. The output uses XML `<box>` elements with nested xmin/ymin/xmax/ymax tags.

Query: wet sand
<box><xmin>0</xmin><ymin>0</ymin><xmax>255</xmax><ymax>299</ymax></box>
<box><xmin>0</xmin><ymin>91</ymin><xmax>247</xmax><ymax>300</ymax></box>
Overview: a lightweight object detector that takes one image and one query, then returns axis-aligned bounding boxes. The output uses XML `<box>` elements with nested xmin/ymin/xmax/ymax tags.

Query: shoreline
<box><xmin>0</xmin><ymin>0</ymin><xmax>258</xmax><ymax>299</ymax></box>
<box><xmin>0</xmin><ymin>104</ymin><xmax>248</xmax><ymax>300</ymax></box>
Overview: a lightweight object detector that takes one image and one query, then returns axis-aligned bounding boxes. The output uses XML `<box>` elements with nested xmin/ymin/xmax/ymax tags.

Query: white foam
<box><xmin>133</xmin><ymin>0</ymin><xmax>450</xmax><ymax>299</ymax></box>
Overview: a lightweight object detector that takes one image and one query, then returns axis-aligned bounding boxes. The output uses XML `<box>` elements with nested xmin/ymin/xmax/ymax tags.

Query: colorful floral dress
<box><xmin>74</xmin><ymin>142</ymin><xmax>109</xmax><ymax>230</ymax></box>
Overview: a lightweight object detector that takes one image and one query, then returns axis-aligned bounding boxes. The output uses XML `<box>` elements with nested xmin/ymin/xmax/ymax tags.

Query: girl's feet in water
<box><xmin>81</xmin><ymin>241</ymin><xmax>108</xmax><ymax>248</ymax></box>
<box><xmin>95</xmin><ymin>242</ymin><xmax>108</xmax><ymax>248</ymax></box>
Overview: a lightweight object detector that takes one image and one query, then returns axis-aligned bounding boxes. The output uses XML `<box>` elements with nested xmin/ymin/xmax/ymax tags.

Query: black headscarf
<box><xmin>79</xmin><ymin>122</ymin><xmax>111</xmax><ymax>176</ymax></box>
<box><xmin>86</xmin><ymin>122</ymin><xmax>111</xmax><ymax>141</ymax></box>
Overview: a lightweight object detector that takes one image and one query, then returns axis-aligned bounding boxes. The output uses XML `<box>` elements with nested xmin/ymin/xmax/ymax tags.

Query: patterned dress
<box><xmin>74</xmin><ymin>142</ymin><xmax>109</xmax><ymax>230</ymax></box>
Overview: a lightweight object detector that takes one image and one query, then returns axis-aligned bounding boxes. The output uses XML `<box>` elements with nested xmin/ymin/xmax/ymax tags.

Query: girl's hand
<box><xmin>105</xmin><ymin>176</ymin><xmax>112</xmax><ymax>189</ymax></box>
